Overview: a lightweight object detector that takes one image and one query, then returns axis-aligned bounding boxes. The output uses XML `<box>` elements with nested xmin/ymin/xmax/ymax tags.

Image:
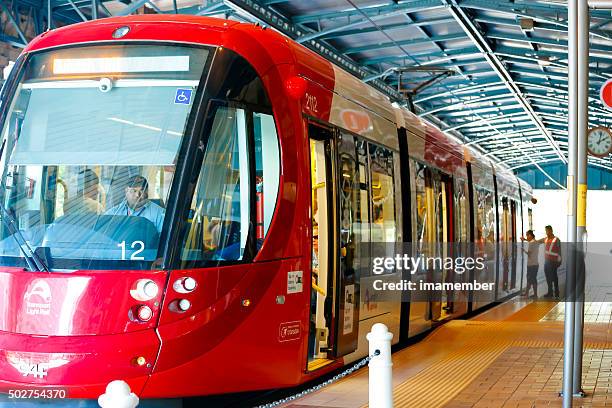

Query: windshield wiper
<box><xmin>0</xmin><ymin>140</ymin><xmax>48</xmax><ymax>272</ymax></box>
<box><xmin>0</xmin><ymin>202</ymin><xmax>49</xmax><ymax>272</ymax></box>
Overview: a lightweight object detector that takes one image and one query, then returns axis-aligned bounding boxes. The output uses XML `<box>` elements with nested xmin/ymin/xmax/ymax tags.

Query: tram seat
<box><xmin>212</xmin><ymin>221</ymin><xmax>242</xmax><ymax>260</ymax></box>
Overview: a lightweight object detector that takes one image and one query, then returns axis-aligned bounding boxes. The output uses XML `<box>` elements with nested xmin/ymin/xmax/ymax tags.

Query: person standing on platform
<box><xmin>522</xmin><ymin>230</ymin><xmax>540</xmax><ymax>299</ymax></box>
<box><xmin>521</xmin><ymin>226</ymin><xmax>561</xmax><ymax>298</ymax></box>
<box><xmin>541</xmin><ymin>225</ymin><xmax>562</xmax><ymax>298</ymax></box>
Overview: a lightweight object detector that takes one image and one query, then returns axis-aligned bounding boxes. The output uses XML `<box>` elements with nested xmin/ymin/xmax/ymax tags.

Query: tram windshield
<box><xmin>0</xmin><ymin>44</ymin><xmax>210</xmax><ymax>270</ymax></box>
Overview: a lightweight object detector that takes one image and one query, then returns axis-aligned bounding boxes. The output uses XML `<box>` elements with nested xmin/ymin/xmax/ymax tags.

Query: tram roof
<box><xmin>1</xmin><ymin>0</ymin><xmax>611</xmax><ymax>187</ymax></box>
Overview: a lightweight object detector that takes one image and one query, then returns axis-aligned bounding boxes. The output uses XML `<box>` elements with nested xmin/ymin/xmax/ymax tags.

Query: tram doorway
<box><xmin>307</xmin><ymin>123</ymin><xmax>360</xmax><ymax>370</ymax></box>
<box><xmin>308</xmin><ymin>129</ymin><xmax>334</xmax><ymax>369</ymax></box>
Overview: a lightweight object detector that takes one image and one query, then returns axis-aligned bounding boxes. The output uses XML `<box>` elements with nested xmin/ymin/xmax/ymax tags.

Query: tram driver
<box><xmin>105</xmin><ymin>175</ymin><xmax>165</xmax><ymax>233</ymax></box>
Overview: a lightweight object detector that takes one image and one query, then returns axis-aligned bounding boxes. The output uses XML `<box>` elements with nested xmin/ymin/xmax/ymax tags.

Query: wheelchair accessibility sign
<box><xmin>175</xmin><ymin>88</ymin><xmax>193</xmax><ymax>105</ymax></box>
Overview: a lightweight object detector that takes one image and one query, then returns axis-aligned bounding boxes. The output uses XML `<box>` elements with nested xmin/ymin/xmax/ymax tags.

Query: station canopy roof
<box><xmin>3</xmin><ymin>0</ymin><xmax>612</xmax><ymax>179</ymax></box>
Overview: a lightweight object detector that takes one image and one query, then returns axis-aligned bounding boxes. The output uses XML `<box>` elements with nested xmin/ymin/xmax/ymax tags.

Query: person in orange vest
<box><xmin>521</xmin><ymin>225</ymin><xmax>562</xmax><ymax>298</ymax></box>
<box><xmin>539</xmin><ymin>225</ymin><xmax>562</xmax><ymax>298</ymax></box>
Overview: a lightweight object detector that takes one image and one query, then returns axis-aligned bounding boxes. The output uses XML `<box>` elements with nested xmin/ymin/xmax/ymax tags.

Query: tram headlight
<box><xmin>177</xmin><ymin>299</ymin><xmax>191</xmax><ymax>312</ymax></box>
<box><xmin>173</xmin><ymin>277</ymin><xmax>197</xmax><ymax>293</ymax></box>
<box><xmin>136</xmin><ymin>305</ymin><xmax>153</xmax><ymax>322</ymax></box>
<box><xmin>182</xmin><ymin>277</ymin><xmax>196</xmax><ymax>291</ymax></box>
<box><xmin>130</xmin><ymin>279</ymin><xmax>159</xmax><ymax>301</ymax></box>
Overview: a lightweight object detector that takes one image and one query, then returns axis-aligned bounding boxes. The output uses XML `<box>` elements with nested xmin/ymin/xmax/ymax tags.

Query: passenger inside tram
<box><xmin>63</xmin><ymin>168</ymin><xmax>104</xmax><ymax>215</ymax></box>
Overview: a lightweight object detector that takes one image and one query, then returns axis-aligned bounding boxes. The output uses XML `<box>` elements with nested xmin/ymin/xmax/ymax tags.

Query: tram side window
<box><xmin>369</xmin><ymin>143</ymin><xmax>396</xmax><ymax>243</ymax></box>
<box><xmin>528</xmin><ymin>207</ymin><xmax>533</xmax><ymax>231</ymax></box>
<box><xmin>454</xmin><ymin>178</ymin><xmax>469</xmax><ymax>243</ymax></box>
<box><xmin>414</xmin><ymin>160</ymin><xmax>428</xmax><ymax>247</ymax></box>
<box><xmin>180</xmin><ymin>106</ymin><xmax>279</xmax><ymax>264</ymax></box>
<box><xmin>475</xmin><ymin>187</ymin><xmax>496</xmax><ymax>245</ymax></box>
<box><xmin>182</xmin><ymin>106</ymin><xmax>249</xmax><ymax>262</ymax></box>
<box><xmin>253</xmin><ymin>112</ymin><xmax>280</xmax><ymax>239</ymax></box>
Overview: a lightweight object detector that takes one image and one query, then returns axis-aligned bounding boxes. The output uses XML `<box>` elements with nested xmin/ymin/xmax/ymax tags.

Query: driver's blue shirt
<box><xmin>105</xmin><ymin>200</ymin><xmax>165</xmax><ymax>233</ymax></box>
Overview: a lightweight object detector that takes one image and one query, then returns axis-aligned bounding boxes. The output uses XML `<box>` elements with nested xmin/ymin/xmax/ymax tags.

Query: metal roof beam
<box><xmin>318</xmin><ymin>17</ymin><xmax>456</xmax><ymax>41</ymax></box>
<box><xmin>460</xmin><ymin>0</ymin><xmax>612</xmax><ymax>41</ymax></box>
<box><xmin>465</xmin><ymin>129</ymin><xmax>541</xmax><ymax>146</ymax></box>
<box><xmin>445</xmin><ymin>0</ymin><xmax>566</xmax><ymax>163</ymax></box>
<box><xmin>444</xmin><ymin>109</ymin><xmax>526</xmax><ymax>126</ymax></box>
<box><xmin>501</xmin><ymin>150</ymin><xmax>560</xmax><ymax>164</ymax></box>
<box><xmin>415</xmin><ymin>76</ymin><xmax>503</xmax><ymax>99</ymax></box>
<box><xmin>464</xmin><ymin>119</ymin><xmax>537</xmax><ymax>132</ymax></box>
<box><xmin>1</xmin><ymin>0</ymin><xmax>28</xmax><ymax>44</ymax></box>
<box><xmin>438</xmin><ymin>103</ymin><xmax>524</xmax><ymax>118</ymax></box>
<box><xmin>511</xmin><ymin>67</ymin><xmax>568</xmax><ymax>81</ymax></box>
<box><xmin>296</xmin><ymin>5</ymin><xmax>452</xmax><ymax>43</ymax></box>
<box><xmin>343</xmin><ymin>33</ymin><xmax>467</xmax><ymax>55</ymax></box>
<box><xmin>465</xmin><ymin>124</ymin><xmax>540</xmax><ymax>137</ymax></box>
<box><xmin>512</xmin><ymin>158</ymin><xmax>612</xmax><ymax>172</ymax></box>
<box><xmin>458</xmin><ymin>0</ymin><xmax>612</xmax><ymax>19</ymax></box>
<box><xmin>485</xmin><ymin>29</ymin><xmax>612</xmax><ymax>56</ymax></box>
<box><xmin>498</xmin><ymin>52</ymin><xmax>610</xmax><ymax>81</ymax></box>
<box><xmin>195</xmin><ymin>1</ymin><xmax>227</xmax><ymax>15</ymax></box>
<box><xmin>419</xmin><ymin>92</ymin><xmax>516</xmax><ymax>116</ymax></box>
<box><xmin>63</xmin><ymin>0</ymin><xmax>87</xmax><ymax>21</ymax></box>
<box><xmin>415</xmin><ymin>79</ymin><xmax>505</xmax><ymax>103</ymax></box>
<box><xmin>445</xmin><ymin>111</ymin><xmax>527</xmax><ymax>130</ymax></box>
<box><xmin>484</xmin><ymin>141</ymin><xmax>551</xmax><ymax>157</ymax></box>
<box><xmin>446</xmin><ymin>111</ymin><xmax>528</xmax><ymax>131</ymax></box>
<box><xmin>116</xmin><ymin>0</ymin><xmax>148</xmax><ymax>16</ymax></box>
<box><xmin>361</xmin><ymin>46</ymin><xmax>481</xmax><ymax>66</ymax></box>
<box><xmin>292</xmin><ymin>0</ymin><xmax>445</xmax><ymax>24</ymax></box>
<box><xmin>399</xmin><ymin>11</ymin><xmax>469</xmax><ymax>78</ymax></box>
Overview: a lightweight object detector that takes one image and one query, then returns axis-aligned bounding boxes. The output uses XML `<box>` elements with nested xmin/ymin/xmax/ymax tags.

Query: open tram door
<box><xmin>308</xmin><ymin>123</ymin><xmax>360</xmax><ymax>370</ymax></box>
<box><xmin>437</xmin><ymin>173</ymin><xmax>454</xmax><ymax>320</ymax></box>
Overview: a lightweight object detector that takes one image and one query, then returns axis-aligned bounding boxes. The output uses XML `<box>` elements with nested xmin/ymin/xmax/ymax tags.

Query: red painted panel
<box><xmin>25</xmin><ymin>16</ymin><xmax>235</xmax><ymax>53</ymax></box>
<box><xmin>144</xmin><ymin>258</ymin><xmax>317</xmax><ymax>397</ymax></box>
<box><xmin>0</xmin><ymin>329</ymin><xmax>157</xmax><ymax>397</ymax></box>
<box><xmin>424</xmin><ymin>126</ymin><xmax>465</xmax><ymax>176</ymax></box>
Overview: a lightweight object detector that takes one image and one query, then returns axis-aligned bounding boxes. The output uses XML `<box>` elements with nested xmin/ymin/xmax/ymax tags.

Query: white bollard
<box><xmin>366</xmin><ymin>323</ymin><xmax>393</xmax><ymax>408</ymax></box>
<box><xmin>98</xmin><ymin>380</ymin><xmax>140</xmax><ymax>408</ymax></box>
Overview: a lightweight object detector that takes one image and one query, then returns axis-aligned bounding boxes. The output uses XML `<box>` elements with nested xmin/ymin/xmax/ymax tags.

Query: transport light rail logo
<box><xmin>24</xmin><ymin>279</ymin><xmax>52</xmax><ymax>316</ymax></box>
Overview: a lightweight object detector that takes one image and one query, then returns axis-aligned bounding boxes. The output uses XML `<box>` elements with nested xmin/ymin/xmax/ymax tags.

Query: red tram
<box><xmin>0</xmin><ymin>15</ymin><xmax>533</xmax><ymax>399</ymax></box>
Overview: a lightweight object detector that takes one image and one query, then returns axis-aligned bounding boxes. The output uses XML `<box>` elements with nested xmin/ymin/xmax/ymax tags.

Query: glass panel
<box><xmin>369</xmin><ymin>144</ymin><xmax>395</xmax><ymax>243</ymax></box>
<box><xmin>0</xmin><ymin>45</ymin><xmax>209</xmax><ymax>270</ymax></box>
<box><xmin>454</xmin><ymin>178</ymin><xmax>469</xmax><ymax>243</ymax></box>
<box><xmin>414</xmin><ymin>161</ymin><xmax>428</xmax><ymax>249</ymax></box>
<box><xmin>475</xmin><ymin>187</ymin><xmax>496</xmax><ymax>245</ymax></box>
<box><xmin>338</xmin><ymin>133</ymin><xmax>361</xmax><ymax>274</ymax></box>
<box><xmin>356</xmin><ymin>140</ymin><xmax>370</xmax><ymax>264</ymax></box>
<box><xmin>253</xmin><ymin>112</ymin><xmax>279</xmax><ymax>240</ymax></box>
<box><xmin>336</xmin><ymin>132</ymin><xmax>360</xmax><ymax>351</ymax></box>
<box><xmin>181</xmin><ymin>106</ymin><xmax>250</xmax><ymax>263</ymax></box>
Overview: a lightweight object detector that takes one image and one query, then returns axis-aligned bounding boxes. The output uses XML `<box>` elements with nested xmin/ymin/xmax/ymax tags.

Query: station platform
<box><xmin>284</xmin><ymin>300</ymin><xmax>612</xmax><ymax>408</ymax></box>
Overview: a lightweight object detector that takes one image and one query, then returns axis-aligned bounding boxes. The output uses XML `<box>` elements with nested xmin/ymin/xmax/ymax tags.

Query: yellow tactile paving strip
<box><xmin>503</xmin><ymin>301</ymin><xmax>558</xmax><ymax>322</ymax></box>
<box><xmin>390</xmin><ymin>333</ymin><xmax>510</xmax><ymax>407</ymax></box>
